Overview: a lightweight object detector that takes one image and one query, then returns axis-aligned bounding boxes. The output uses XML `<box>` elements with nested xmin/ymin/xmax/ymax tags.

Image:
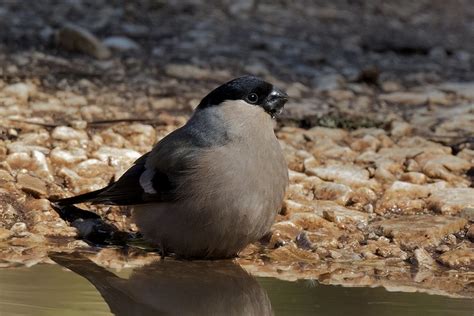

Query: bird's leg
<box><xmin>158</xmin><ymin>243</ymin><xmax>167</xmax><ymax>260</ymax></box>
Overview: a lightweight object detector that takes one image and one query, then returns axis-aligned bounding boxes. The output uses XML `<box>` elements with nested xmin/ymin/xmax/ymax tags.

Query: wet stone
<box><xmin>413</xmin><ymin>248</ymin><xmax>435</xmax><ymax>269</ymax></box>
<box><xmin>371</xmin><ymin>215</ymin><xmax>468</xmax><ymax>250</ymax></box>
<box><xmin>438</xmin><ymin>248</ymin><xmax>474</xmax><ymax>269</ymax></box>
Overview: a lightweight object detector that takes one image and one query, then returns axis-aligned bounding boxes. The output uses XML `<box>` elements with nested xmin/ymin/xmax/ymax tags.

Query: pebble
<box><xmin>51</xmin><ymin>126</ymin><xmax>88</xmax><ymax>141</ymax></box>
<box><xmin>314</xmin><ymin>74</ymin><xmax>345</xmax><ymax>92</ymax></box>
<box><xmin>313</xmin><ymin>181</ymin><xmax>353</xmax><ymax>205</ymax></box>
<box><xmin>50</xmin><ymin>148</ymin><xmax>88</xmax><ymax>165</ymax></box>
<box><xmin>306</xmin><ymin>164</ymin><xmax>376</xmax><ymax>189</ymax></box>
<box><xmin>165</xmin><ymin>64</ymin><xmax>211</xmax><ymax>80</ymax></box>
<box><xmin>379</xmin><ymin>92</ymin><xmax>428</xmax><ymax>106</ymax></box>
<box><xmin>16</xmin><ymin>173</ymin><xmax>47</xmax><ymax>197</ymax></box>
<box><xmin>427</xmin><ymin>188</ymin><xmax>474</xmax><ymax>215</ymax></box>
<box><xmin>10</xmin><ymin>222</ymin><xmax>28</xmax><ymax>235</ymax></box>
<box><xmin>0</xmin><ymin>227</ymin><xmax>11</xmax><ymax>240</ymax></box>
<box><xmin>413</xmin><ymin>248</ymin><xmax>435</xmax><ymax>268</ymax></box>
<box><xmin>2</xmin><ymin>83</ymin><xmax>34</xmax><ymax>104</ymax></box>
<box><xmin>103</xmin><ymin>36</ymin><xmax>141</xmax><ymax>52</ymax></box>
<box><xmin>56</xmin><ymin>24</ymin><xmax>111</xmax><ymax>59</ymax></box>
<box><xmin>438</xmin><ymin>248</ymin><xmax>474</xmax><ymax>269</ymax></box>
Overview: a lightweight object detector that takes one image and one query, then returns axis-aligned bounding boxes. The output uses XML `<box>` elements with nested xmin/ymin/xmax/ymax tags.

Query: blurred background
<box><xmin>1</xmin><ymin>0</ymin><xmax>473</xmax><ymax>85</ymax></box>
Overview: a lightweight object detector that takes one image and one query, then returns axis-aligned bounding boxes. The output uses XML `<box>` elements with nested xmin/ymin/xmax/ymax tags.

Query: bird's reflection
<box><xmin>50</xmin><ymin>253</ymin><xmax>273</xmax><ymax>316</ymax></box>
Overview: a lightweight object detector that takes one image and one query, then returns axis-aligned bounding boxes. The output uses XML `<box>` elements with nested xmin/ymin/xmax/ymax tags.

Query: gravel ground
<box><xmin>0</xmin><ymin>0</ymin><xmax>473</xmax><ymax>298</ymax></box>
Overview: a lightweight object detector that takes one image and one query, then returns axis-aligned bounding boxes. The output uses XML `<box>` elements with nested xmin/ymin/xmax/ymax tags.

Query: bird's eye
<box><xmin>247</xmin><ymin>93</ymin><xmax>258</xmax><ymax>104</ymax></box>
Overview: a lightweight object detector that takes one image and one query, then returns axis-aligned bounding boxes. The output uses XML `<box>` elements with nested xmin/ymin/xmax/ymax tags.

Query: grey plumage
<box><xmin>53</xmin><ymin>76</ymin><xmax>289</xmax><ymax>259</ymax></box>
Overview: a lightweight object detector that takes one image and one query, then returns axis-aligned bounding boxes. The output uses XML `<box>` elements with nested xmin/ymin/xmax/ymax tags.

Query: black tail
<box><xmin>50</xmin><ymin>186</ymin><xmax>110</xmax><ymax>205</ymax></box>
<box><xmin>50</xmin><ymin>202</ymin><xmax>101</xmax><ymax>222</ymax></box>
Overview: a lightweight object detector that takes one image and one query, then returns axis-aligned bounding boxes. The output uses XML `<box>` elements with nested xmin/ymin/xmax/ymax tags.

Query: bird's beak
<box><xmin>263</xmin><ymin>88</ymin><xmax>289</xmax><ymax>118</ymax></box>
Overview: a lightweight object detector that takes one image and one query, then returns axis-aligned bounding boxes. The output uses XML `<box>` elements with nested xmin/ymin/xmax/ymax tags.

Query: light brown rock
<box><xmin>305</xmin><ymin>164</ymin><xmax>378</xmax><ymax>189</ymax></box>
<box><xmin>50</xmin><ymin>148</ymin><xmax>88</xmax><ymax>165</ymax></box>
<box><xmin>372</xmin><ymin>215</ymin><xmax>468</xmax><ymax>250</ymax></box>
<box><xmin>438</xmin><ymin>248</ymin><xmax>474</xmax><ymax>269</ymax></box>
<box><xmin>56</xmin><ymin>24</ymin><xmax>111</xmax><ymax>59</ymax></box>
<box><xmin>414</xmin><ymin>248</ymin><xmax>435</xmax><ymax>268</ymax></box>
<box><xmin>0</xmin><ymin>227</ymin><xmax>11</xmax><ymax>240</ymax></box>
<box><xmin>312</xmin><ymin>200</ymin><xmax>368</xmax><ymax>224</ymax></box>
<box><xmin>376</xmin><ymin>181</ymin><xmax>430</xmax><ymax>214</ymax></box>
<box><xmin>51</xmin><ymin>126</ymin><xmax>88</xmax><ymax>141</ymax></box>
<box><xmin>16</xmin><ymin>174</ymin><xmax>47</xmax><ymax>197</ymax></box>
<box><xmin>2</xmin><ymin>82</ymin><xmax>35</xmax><ymax>104</ymax></box>
<box><xmin>427</xmin><ymin>188</ymin><xmax>474</xmax><ymax>215</ymax></box>
<box><xmin>313</xmin><ymin>181</ymin><xmax>353</xmax><ymax>205</ymax></box>
<box><xmin>379</xmin><ymin>92</ymin><xmax>427</xmax><ymax>106</ymax></box>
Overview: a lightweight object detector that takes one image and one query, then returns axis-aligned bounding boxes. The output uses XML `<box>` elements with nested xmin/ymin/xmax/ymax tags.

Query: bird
<box><xmin>50</xmin><ymin>252</ymin><xmax>273</xmax><ymax>316</ymax></box>
<box><xmin>53</xmin><ymin>75</ymin><xmax>289</xmax><ymax>259</ymax></box>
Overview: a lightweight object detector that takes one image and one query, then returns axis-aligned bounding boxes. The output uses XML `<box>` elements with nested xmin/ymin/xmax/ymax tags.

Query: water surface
<box><xmin>0</xmin><ymin>258</ymin><xmax>472</xmax><ymax>316</ymax></box>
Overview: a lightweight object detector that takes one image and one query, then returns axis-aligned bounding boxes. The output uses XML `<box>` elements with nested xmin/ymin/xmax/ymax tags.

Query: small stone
<box><xmin>165</xmin><ymin>64</ymin><xmax>211</xmax><ymax>80</ymax></box>
<box><xmin>271</xmin><ymin>221</ymin><xmax>302</xmax><ymax>242</ymax></box>
<box><xmin>151</xmin><ymin>98</ymin><xmax>177</xmax><ymax>110</ymax></box>
<box><xmin>103</xmin><ymin>36</ymin><xmax>141</xmax><ymax>52</ymax></box>
<box><xmin>435</xmin><ymin>245</ymin><xmax>450</xmax><ymax>253</ymax></box>
<box><xmin>467</xmin><ymin>224</ymin><xmax>474</xmax><ymax>241</ymax></box>
<box><xmin>267</xmin><ymin>243</ymin><xmax>320</xmax><ymax>263</ymax></box>
<box><xmin>295</xmin><ymin>232</ymin><xmax>313</xmax><ymax>250</ymax></box>
<box><xmin>306</xmin><ymin>164</ymin><xmax>377</xmax><ymax>189</ymax></box>
<box><xmin>390</xmin><ymin>121</ymin><xmax>412</xmax><ymax>138</ymax></box>
<box><xmin>400</xmin><ymin>172</ymin><xmax>427</xmax><ymax>184</ymax></box>
<box><xmin>381</xmin><ymin>81</ymin><xmax>402</xmax><ymax>92</ymax></box>
<box><xmin>25</xmin><ymin>198</ymin><xmax>51</xmax><ymax>213</ymax></box>
<box><xmin>56</xmin><ymin>24</ymin><xmax>111</xmax><ymax>59</ymax></box>
<box><xmin>460</xmin><ymin>207</ymin><xmax>474</xmax><ymax>220</ymax></box>
<box><xmin>313</xmin><ymin>181</ymin><xmax>353</xmax><ymax>205</ymax></box>
<box><xmin>438</xmin><ymin>248</ymin><xmax>474</xmax><ymax>269</ymax></box>
<box><xmin>379</xmin><ymin>92</ymin><xmax>427</xmax><ymax>106</ymax></box>
<box><xmin>74</xmin><ymin>159</ymin><xmax>113</xmax><ymax>178</ymax></box>
<box><xmin>314</xmin><ymin>200</ymin><xmax>368</xmax><ymax>224</ymax></box>
<box><xmin>2</xmin><ymin>83</ymin><xmax>35</xmax><ymax>104</ymax></box>
<box><xmin>0</xmin><ymin>170</ymin><xmax>13</xmax><ymax>181</ymax></box>
<box><xmin>10</xmin><ymin>222</ymin><xmax>27</xmax><ymax>235</ymax></box>
<box><xmin>0</xmin><ymin>227</ymin><xmax>11</xmax><ymax>240</ymax></box>
<box><xmin>427</xmin><ymin>188</ymin><xmax>474</xmax><ymax>215</ymax></box>
<box><xmin>52</xmin><ymin>126</ymin><xmax>88</xmax><ymax>141</ymax></box>
<box><xmin>426</xmin><ymin>90</ymin><xmax>450</xmax><ymax>105</ymax></box>
<box><xmin>16</xmin><ymin>173</ymin><xmax>47</xmax><ymax>197</ymax></box>
<box><xmin>314</xmin><ymin>74</ymin><xmax>345</xmax><ymax>92</ymax></box>
<box><xmin>327</xmin><ymin>89</ymin><xmax>354</xmax><ymax>101</ymax></box>
<box><xmin>50</xmin><ymin>148</ymin><xmax>88</xmax><ymax>165</ymax></box>
<box><xmin>413</xmin><ymin>248</ymin><xmax>435</xmax><ymax>268</ymax></box>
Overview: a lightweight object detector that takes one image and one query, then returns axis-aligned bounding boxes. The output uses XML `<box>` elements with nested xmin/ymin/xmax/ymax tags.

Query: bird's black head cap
<box><xmin>197</xmin><ymin>75</ymin><xmax>288</xmax><ymax>117</ymax></box>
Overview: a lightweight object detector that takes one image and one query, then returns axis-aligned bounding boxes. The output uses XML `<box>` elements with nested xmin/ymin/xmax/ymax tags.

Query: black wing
<box><xmin>53</xmin><ymin>153</ymin><xmax>176</xmax><ymax>206</ymax></box>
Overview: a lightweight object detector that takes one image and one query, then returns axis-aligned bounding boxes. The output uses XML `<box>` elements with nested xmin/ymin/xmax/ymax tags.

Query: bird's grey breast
<box><xmin>180</xmin><ymin>102</ymin><xmax>288</xmax><ymax>219</ymax></box>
